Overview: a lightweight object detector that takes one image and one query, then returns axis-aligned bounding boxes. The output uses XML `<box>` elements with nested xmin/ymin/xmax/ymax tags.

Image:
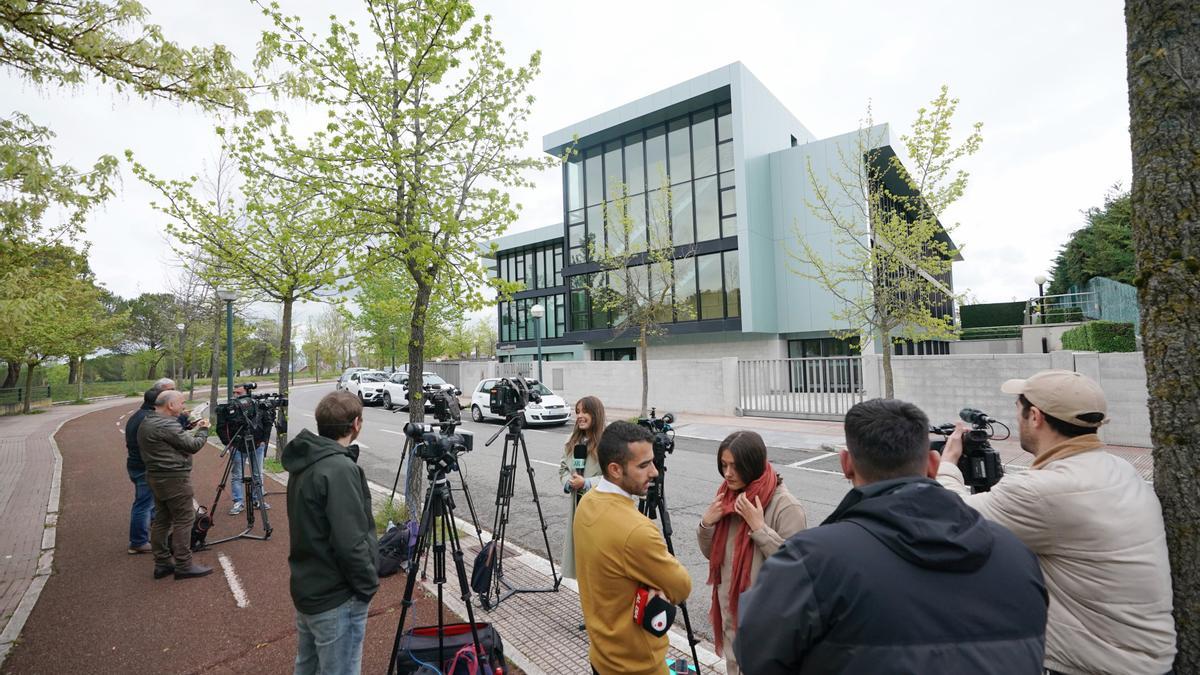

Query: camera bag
<box><xmin>378</xmin><ymin>520</ymin><xmax>420</xmax><ymax>577</ymax></box>
<box><xmin>394</xmin><ymin>622</ymin><xmax>505</xmax><ymax>675</ymax></box>
<box><xmin>469</xmin><ymin>540</ymin><xmax>497</xmax><ymax>594</ymax></box>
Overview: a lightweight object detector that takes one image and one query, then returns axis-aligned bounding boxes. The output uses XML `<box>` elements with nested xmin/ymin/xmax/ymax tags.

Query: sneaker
<box><xmin>228</xmin><ymin>502</ymin><xmax>245</xmax><ymax>515</ymax></box>
<box><xmin>128</xmin><ymin>543</ymin><xmax>152</xmax><ymax>555</ymax></box>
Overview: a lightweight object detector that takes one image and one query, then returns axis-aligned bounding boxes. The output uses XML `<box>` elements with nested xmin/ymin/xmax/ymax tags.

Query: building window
<box><xmin>593</xmin><ymin>347</ymin><xmax>637</xmax><ymax>361</ymax></box>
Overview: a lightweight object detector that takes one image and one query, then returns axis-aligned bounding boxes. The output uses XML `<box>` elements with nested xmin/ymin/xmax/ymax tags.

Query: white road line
<box><xmin>300</xmin><ymin>412</ymin><xmax>315</xmax><ymax>418</ymax></box>
<box><xmin>218</xmin><ymin>553</ymin><xmax>249</xmax><ymax>608</ymax></box>
<box><xmin>531</xmin><ymin>459</ymin><xmax>557</xmax><ymax>468</ymax></box>
<box><xmin>379</xmin><ymin>429</ymin><xmax>406</xmax><ymax>436</ymax></box>
<box><xmin>787</xmin><ymin>452</ymin><xmax>837</xmax><ymax>468</ymax></box>
<box><xmin>785</xmin><ymin>465</ymin><xmax>846</xmax><ymax>477</ymax></box>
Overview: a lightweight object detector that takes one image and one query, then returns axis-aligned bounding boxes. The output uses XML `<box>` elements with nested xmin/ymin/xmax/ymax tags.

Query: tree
<box><xmin>0</xmin><ymin>0</ymin><xmax>249</xmax><ymax>112</ymax></box>
<box><xmin>251</xmin><ymin>0</ymin><xmax>552</xmax><ymax>517</ymax></box>
<box><xmin>1047</xmin><ymin>187</ymin><xmax>1134</xmax><ymax>294</ymax></box>
<box><xmin>120</xmin><ymin>292</ymin><xmax>177</xmax><ymax>379</ymax></box>
<box><xmin>1126</xmin><ymin>1</ymin><xmax>1200</xmax><ymax>668</ymax></box>
<box><xmin>791</xmin><ymin>88</ymin><xmax>981</xmax><ymax>398</ymax></box>
<box><xmin>469</xmin><ymin>319</ymin><xmax>496</xmax><ymax>359</ymax></box>
<box><xmin>585</xmin><ymin>180</ymin><xmax>692</xmax><ymax>416</ymax></box>
<box><xmin>131</xmin><ymin>139</ymin><xmax>352</xmax><ymax>455</ymax></box>
<box><xmin>59</xmin><ymin>284</ymin><xmax>127</xmax><ymax>400</ymax></box>
<box><xmin>350</xmin><ymin>256</ymin><xmax>460</xmax><ymax>366</ymax></box>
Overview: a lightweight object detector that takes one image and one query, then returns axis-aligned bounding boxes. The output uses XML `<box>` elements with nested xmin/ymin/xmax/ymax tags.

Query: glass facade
<box><xmin>563</xmin><ymin>101</ymin><xmax>736</xmax><ymax>265</ymax></box>
<box><xmin>495</xmin><ymin>242</ymin><xmax>564</xmax><ymax>291</ymax></box>
<box><xmin>499</xmin><ymin>294</ymin><xmax>567</xmax><ymax>342</ymax></box>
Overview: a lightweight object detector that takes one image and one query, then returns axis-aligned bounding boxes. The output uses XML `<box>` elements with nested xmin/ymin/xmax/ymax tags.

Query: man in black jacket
<box><xmin>124</xmin><ymin>379</ymin><xmax>189</xmax><ymax>554</ymax></box>
<box><xmin>283</xmin><ymin>390</ymin><xmax>378</xmax><ymax>675</ymax></box>
<box><xmin>736</xmin><ymin>398</ymin><xmax>1048</xmax><ymax>674</ymax></box>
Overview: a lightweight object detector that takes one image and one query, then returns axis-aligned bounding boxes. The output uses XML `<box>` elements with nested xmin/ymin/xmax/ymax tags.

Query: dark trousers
<box><xmin>147</xmin><ymin>473</ymin><xmax>196</xmax><ymax>567</ymax></box>
<box><xmin>127</xmin><ymin>467</ymin><xmax>155</xmax><ymax>546</ymax></box>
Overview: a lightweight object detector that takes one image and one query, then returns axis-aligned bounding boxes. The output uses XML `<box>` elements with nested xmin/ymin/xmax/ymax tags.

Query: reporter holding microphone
<box><xmin>557</xmin><ymin>395</ymin><xmax>606</xmax><ymax>579</ymax></box>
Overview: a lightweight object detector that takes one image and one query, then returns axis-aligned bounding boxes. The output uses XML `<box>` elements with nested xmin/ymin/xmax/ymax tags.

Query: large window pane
<box><xmin>720</xmin><ymin>169</ymin><xmax>736</xmax><ymax>189</ymax></box>
<box><xmin>591</xmin><ymin>273</ymin><xmax>611</xmax><ymax>328</ymax></box>
<box><xmin>721</xmin><ymin>187</ymin><xmax>736</xmax><ymax>217</ymax></box>
<box><xmin>567</xmin><ymin>157</ymin><xmax>583</xmax><ymax>211</ymax></box>
<box><xmin>650</xmin><ymin>263</ymin><xmax>673</xmax><ymax>323</ymax></box>
<box><xmin>674</xmin><ymin>256</ymin><xmax>697</xmax><ymax>321</ymax></box>
<box><xmin>645</xmin><ymin>125</ymin><xmax>667</xmax><ymax>188</ymax></box>
<box><xmin>570</xmin><ymin>276</ymin><xmax>590</xmax><ymax>331</ymax></box>
<box><xmin>628</xmin><ymin>193</ymin><xmax>647</xmax><ymax>253</ymax></box>
<box><xmin>524</xmin><ymin>251</ymin><xmax>535</xmax><ymax>287</ymax></box>
<box><xmin>568</xmin><ymin>210</ymin><xmax>584</xmax><ymax>251</ymax></box>
<box><xmin>553</xmin><ymin>247</ymin><xmax>563</xmax><ymax>285</ymax></box>
<box><xmin>516</xmin><ymin>300</ymin><xmax>526</xmax><ymax>340</ymax></box>
<box><xmin>724</xmin><ymin>251</ymin><xmax>740</xmax><ymax>318</ymax></box>
<box><xmin>667</xmin><ymin>117</ymin><xmax>691</xmax><ymax>184</ymax></box>
<box><xmin>609</xmin><ymin>271</ymin><xmax>627</xmax><ymax>326</ymax></box>
<box><xmin>585</xmin><ymin>147</ymin><xmax>602</xmax><ymax>206</ymax></box>
<box><xmin>604</xmin><ymin>200</ymin><xmax>625</xmax><ymax>256</ymax></box>
<box><xmin>624</xmin><ymin>134</ymin><xmax>645</xmax><ymax>195</ymax></box>
<box><xmin>691</xmin><ymin>109</ymin><xmax>716</xmax><ymax>178</ymax></box>
<box><xmin>671</xmin><ymin>183</ymin><xmax>694</xmax><ymax>246</ymax></box>
<box><xmin>604</xmin><ymin>142</ymin><xmax>623</xmax><ymax>199</ymax></box>
<box><xmin>695</xmin><ymin>176</ymin><xmax>719</xmax><ymax>242</ymax></box>
<box><xmin>718</xmin><ymin>141</ymin><xmax>733</xmax><ymax>172</ymax></box>
<box><xmin>647</xmin><ymin>188</ymin><xmax>669</xmax><ymax>247</ymax></box>
<box><xmin>586</xmin><ymin>204</ymin><xmax>603</xmax><ymax>258</ymax></box>
<box><xmin>721</xmin><ymin>216</ymin><xmax>737</xmax><ymax>239</ymax></box>
<box><xmin>698</xmin><ymin>253</ymin><xmax>723</xmax><ymax>320</ymax></box>
<box><xmin>717</xmin><ymin>102</ymin><xmax>732</xmax><ymax>141</ymax></box>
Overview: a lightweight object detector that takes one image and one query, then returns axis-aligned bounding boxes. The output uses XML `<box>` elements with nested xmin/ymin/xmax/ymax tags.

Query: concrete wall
<box><xmin>545</xmin><ymin>357</ymin><xmax>740</xmax><ymax>416</ymax></box>
<box><xmin>950</xmin><ymin>339</ymin><xmax>1023</xmax><ymax>355</ymax></box>
<box><xmin>584</xmin><ymin>332</ymin><xmax>784</xmax><ymax>361</ymax></box>
<box><xmin>1021</xmin><ymin>322</ymin><xmax>1085</xmax><ymax>353</ymax></box>
<box><xmin>862</xmin><ymin>351</ymin><xmax>1151</xmax><ymax>447</ymax></box>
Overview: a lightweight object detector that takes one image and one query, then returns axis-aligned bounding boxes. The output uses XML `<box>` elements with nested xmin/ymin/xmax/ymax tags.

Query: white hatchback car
<box><xmin>337</xmin><ymin>367</ymin><xmax>369</xmax><ymax>391</ymax></box>
<box><xmin>469</xmin><ymin>378</ymin><xmax>571</xmax><ymax>425</ymax></box>
<box><xmin>380</xmin><ymin>371</ymin><xmax>457</xmax><ymax>411</ymax></box>
<box><xmin>348</xmin><ymin>370</ymin><xmax>389</xmax><ymax>405</ymax></box>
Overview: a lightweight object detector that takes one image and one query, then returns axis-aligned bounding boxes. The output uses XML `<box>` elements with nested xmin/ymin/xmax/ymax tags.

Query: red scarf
<box><xmin>706</xmin><ymin>469</ymin><xmax>779</xmax><ymax>656</ymax></box>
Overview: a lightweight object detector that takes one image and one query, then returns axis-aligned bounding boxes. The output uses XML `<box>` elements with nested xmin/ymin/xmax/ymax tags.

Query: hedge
<box><xmin>960</xmin><ymin>302</ymin><xmax>1025</xmax><ymax>329</ymax></box>
<box><xmin>1060</xmin><ymin>321</ymin><xmax>1137</xmax><ymax>352</ymax></box>
<box><xmin>960</xmin><ymin>326</ymin><xmax>1021</xmax><ymax>341</ymax></box>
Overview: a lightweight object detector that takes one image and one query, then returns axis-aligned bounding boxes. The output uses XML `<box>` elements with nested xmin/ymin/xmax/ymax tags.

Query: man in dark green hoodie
<box><xmin>283</xmin><ymin>390</ymin><xmax>378</xmax><ymax>675</ymax></box>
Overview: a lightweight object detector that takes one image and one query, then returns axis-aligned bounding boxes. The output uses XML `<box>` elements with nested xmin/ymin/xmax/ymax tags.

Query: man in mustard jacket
<box><xmin>574</xmin><ymin>421</ymin><xmax>692</xmax><ymax>675</ymax></box>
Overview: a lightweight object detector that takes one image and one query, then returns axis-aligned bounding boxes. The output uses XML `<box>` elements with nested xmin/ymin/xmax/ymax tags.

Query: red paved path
<box><xmin>3</xmin><ymin>402</ymin><xmax>458</xmax><ymax>674</ymax></box>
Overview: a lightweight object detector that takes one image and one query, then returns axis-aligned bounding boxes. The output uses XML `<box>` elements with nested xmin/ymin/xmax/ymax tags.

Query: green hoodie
<box><xmin>282</xmin><ymin>428</ymin><xmax>379</xmax><ymax>615</ymax></box>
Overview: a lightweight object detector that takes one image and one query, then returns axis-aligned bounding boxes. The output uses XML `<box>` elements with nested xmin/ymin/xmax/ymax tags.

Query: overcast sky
<box><xmin>5</xmin><ymin>0</ymin><xmax>1131</xmax><ymax>327</ymax></box>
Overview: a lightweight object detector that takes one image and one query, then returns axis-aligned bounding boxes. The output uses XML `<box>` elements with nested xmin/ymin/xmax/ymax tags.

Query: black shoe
<box><xmin>153</xmin><ymin>565</ymin><xmax>175</xmax><ymax>579</ymax></box>
<box><xmin>173</xmin><ymin>563</ymin><xmax>213</xmax><ymax>580</ymax></box>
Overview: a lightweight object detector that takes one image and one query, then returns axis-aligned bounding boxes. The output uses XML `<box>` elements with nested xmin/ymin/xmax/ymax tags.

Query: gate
<box><xmin>738</xmin><ymin>357</ymin><xmax>864</xmax><ymax>420</ymax></box>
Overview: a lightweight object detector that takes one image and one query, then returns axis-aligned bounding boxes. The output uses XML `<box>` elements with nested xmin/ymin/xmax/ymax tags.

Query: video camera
<box><xmin>930</xmin><ymin>407</ymin><xmax>1008</xmax><ymax>493</ymax></box>
<box><xmin>636</xmin><ymin>408</ymin><xmax>675</xmax><ymax>519</ymax></box>
<box><xmin>403</xmin><ymin>421</ymin><xmax>473</xmax><ymax>475</ymax></box>
<box><xmin>215</xmin><ymin>383</ymin><xmax>288</xmax><ymax>445</ymax></box>
<box><xmin>487</xmin><ymin>377</ymin><xmax>541</xmax><ymax>418</ymax></box>
<box><xmin>406</xmin><ymin>385</ymin><xmax>463</xmax><ymax>425</ymax></box>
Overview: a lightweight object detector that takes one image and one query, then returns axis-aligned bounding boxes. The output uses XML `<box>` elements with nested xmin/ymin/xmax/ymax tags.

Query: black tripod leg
<box><xmin>249</xmin><ymin>441</ymin><xmax>272</xmax><ymax>537</ymax></box>
<box><xmin>656</xmin><ymin>489</ymin><xmax>701</xmax><ymax>673</ymax></box>
<box><xmin>518</xmin><ymin>433</ymin><xmax>561</xmax><ymax>586</ymax></box>
<box><xmin>387</xmin><ymin>477</ymin><xmax>439</xmax><ymax>675</ymax></box>
<box><xmin>454</xmin><ymin>468</ymin><xmax>485</xmax><ymax>543</ymax></box>
<box><xmin>388</xmin><ymin>436</ymin><xmax>413</xmax><ymax>511</ymax></box>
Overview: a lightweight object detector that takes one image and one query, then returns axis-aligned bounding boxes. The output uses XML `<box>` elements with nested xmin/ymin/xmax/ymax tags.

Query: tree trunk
<box><xmin>639</xmin><ymin>326</ymin><xmax>649</xmax><ymax>417</ymax></box>
<box><xmin>209</xmin><ymin>302</ymin><xmax>221</xmax><ymax>420</ymax></box>
<box><xmin>276</xmin><ymin>298</ymin><xmax>294</xmax><ymax>459</ymax></box>
<box><xmin>881</xmin><ymin>336</ymin><xmax>895</xmax><ymax>399</ymax></box>
<box><xmin>146</xmin><ymin>351</ymin><xmax>164</xmax><ymax>381</ymax></box>
<box><xmin>1127</xmin><ymin>1</ymin><xmax>1200</xmax><ymax>668</ymax></box>
<box><xmin>403</xmin><ymin>280</ymin><xmax>433</xmax><ymax>521</ymax></box>
<box><xmin>67</xmin><ymin>356</ymin><xmax>79</xmax><ymax>385</ymax></box>
<box><xmin>77</xmin><ymin>358</ymin><xmax>84</xmax><ymax>401</ymax></box>
<box><xmin>3</xmin><ymin>360</ymin><xmax>20</xmax><ymax>389</ymax></box>
<box><xmin>22</xmin><ymin>362</ymin><xmax>36</xmax><ymax>414</ymax></box>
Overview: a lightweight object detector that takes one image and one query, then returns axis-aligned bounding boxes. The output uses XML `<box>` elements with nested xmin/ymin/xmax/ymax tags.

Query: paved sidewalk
<box><xmin>0</xmin><ymin>397</ymin><xmax>134</xmax><ymax>664</ymax></box>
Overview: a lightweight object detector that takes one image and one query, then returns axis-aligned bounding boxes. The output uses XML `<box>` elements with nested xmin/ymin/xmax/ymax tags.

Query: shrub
<box><xmin>961</xmin><ymin>302</ymin><xmax>1025</xmax><ymax>329</ymax></box>
<box><xmin>960</xmin><ymin>326</ymin><xmax>1021</xmax><ymax>341</ymax></box>
<box><xmin>1060</xmin><ymin>321</ymin><xmax>1136</xmax><ymax>352</ymax></box>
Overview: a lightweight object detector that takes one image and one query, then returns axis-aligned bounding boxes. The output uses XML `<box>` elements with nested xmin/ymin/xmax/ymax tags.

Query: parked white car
<box><xmin>381</xmin><ymin>371</ymin><xmax>457</xmax><ymax>411</ymax></box>
<box><xmin>469</xmin><ymin>378</ymin><xmax>571</xmax><ymax>425</ymax></box>
<box><xmin>337</xmin><ymin>367</ymin><xmax>369</xmax><ymax>391</ymax></box>
<box><xmin>348</xmin><ymin>370</ymin><xmax>389</xmax><ymax>405</ymax></box>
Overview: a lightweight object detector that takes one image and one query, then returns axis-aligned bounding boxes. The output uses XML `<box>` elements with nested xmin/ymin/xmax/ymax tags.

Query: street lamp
<box><xmin>389</xmin><ymin>325</ymin><xmax>397</xmax><ymax>372</ymax></box>
<box><xmin>175</xmin><ymin>322</ymin><xmax>185</xmax><ymax>383</ymax></box>
<box><xmin>1034</xmin><ymin>274</ymin><xmax>1047</xmax><ymax>299</ymax></box>
<box><xmin>530</xmin><ymin>303</ymin><xmax>545</xmax><ymax>382</ymax></box>
<box><xmin>216</xmin><ymin>289</ymin><xmax>238</xmax><ymax>400</ymax></box>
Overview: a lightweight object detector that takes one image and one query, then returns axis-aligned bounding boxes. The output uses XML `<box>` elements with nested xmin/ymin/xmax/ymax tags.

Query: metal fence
<box><xmin>738</xmin><ymin>357</ymin><xmax>864</xmax><ymax>420</ymax></box>
<box><xmin>497</xmin><ymin>362</ymin><xmax>533</xmax><ymax>379</ymax></box>
<box><xmin>0</xmin><ymin>385</ymin><xmax>52</xmax><ymax>415</ymax></box>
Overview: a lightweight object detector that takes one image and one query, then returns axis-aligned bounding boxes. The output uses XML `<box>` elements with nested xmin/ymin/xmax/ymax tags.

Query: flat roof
<box><xmin>481</xmin><ymin>223</ymin><xmax>563</xmax><ymax>258</ymax></box>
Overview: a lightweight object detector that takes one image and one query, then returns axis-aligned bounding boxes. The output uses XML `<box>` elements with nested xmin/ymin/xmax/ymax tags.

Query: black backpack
<box><xmin>470</xmin><ymin>540</ymin><xmax>497</xmax><ymax>594</ymax></box>
<box><xmin>378</xmin><ymin>520</ymin><xmax>419</xmax><ymax>577</ymax></box>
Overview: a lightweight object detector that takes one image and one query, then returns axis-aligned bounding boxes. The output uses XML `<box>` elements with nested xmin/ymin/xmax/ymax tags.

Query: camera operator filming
<box><xmin>936</xmin><ymin>371</ymin><xmax>1176</xmax><ymax>674</ymax></box>
<box><xmin>227</xmin><ymin>383</ymin><xmax>271</xmax><ymax>515</ymax></box>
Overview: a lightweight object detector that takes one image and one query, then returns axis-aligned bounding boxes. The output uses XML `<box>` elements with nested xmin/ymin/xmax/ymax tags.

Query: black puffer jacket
<box><xmin>735</xmin><ymin>478</ymin><xmax>1047</xmax><ymax>675</ymax></box>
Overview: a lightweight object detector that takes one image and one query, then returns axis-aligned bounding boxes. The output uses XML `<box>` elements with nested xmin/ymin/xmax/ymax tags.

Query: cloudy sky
<box><xmin>5</xmin><ymin>0</ymin><xmax>1131</xmax><ymax>325</ymax></box>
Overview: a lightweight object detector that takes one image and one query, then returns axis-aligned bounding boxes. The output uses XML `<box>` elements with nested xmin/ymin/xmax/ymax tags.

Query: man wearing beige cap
<box><xmin>938</xmin><ymin>370</ymin><xmax>1176</xmax><ymax>674</ymax></box>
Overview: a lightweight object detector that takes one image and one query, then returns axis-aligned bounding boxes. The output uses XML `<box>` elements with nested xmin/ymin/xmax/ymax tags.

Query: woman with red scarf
<box><xmin>697</xmin><ymin>430</ymin><xmax>808</xmax><ymax>675</ymax></box>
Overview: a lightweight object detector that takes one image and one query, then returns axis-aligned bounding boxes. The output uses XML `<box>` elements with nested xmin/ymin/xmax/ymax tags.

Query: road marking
<box><xmin>300</xmin><ymin>412</ymin><xmax>314</xmax><ymax>418</ymax></box>
<box><xmin>786</xmin><ymin>452</ymin><xmax>837</xmax><ymax>468</ymax></box>
<box><xmin>379</xmin><ymin>429</ymin><xmax>406</xmax><ymax>436</ymax></box>
<box><xmin>784</xmin><ymin>465</ymin><xmax>846</xmax><ymax>477</ymax></box>
<box><xmin>531</xmin><ymin>459</ymin><xmax>557</xmax><ymax>468</ymax></box>
<box><xmin>218</xmin><ymin>553</ymin><xmax>249</xmax><ymax>608</ymax></box>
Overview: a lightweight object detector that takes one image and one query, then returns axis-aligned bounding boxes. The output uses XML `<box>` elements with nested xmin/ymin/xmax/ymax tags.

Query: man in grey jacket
<box><xmin>137</xmin><ymin>389</ymin><xmax>212</xmax><ymax>580</ymax></box>
<box><xmin>939</xmin><ymin>370</ymin><xmax>1176</xmax><ymax>674</ymax></box>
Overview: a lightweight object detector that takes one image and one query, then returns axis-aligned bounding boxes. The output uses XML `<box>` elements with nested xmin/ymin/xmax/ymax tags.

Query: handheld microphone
<box><xmin>572</xmin><ymin>443</ymin><xmax>587</xmax><ymax>476</ymax></box>
<box><xmin>633</xmin><ymin>586</ymin><xmax>676</xmax><ymax>637</ymax></box>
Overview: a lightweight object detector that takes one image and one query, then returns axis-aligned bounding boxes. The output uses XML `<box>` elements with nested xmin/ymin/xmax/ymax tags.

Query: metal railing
<box><xmin>1025</xmin><ymin>292</ymin><xmax>1099</xmax><ymax>325</ymax></box>
<box><xmin>0</xmin><ymin>385</ymin><xmax>53</xmax><ymax>415</ymax></box>
<box><xmin>497</xmin><ymin>362</ymin><xmax>533</xmax><ymax>379</ymax></box>
<box><xmin>738</xmin><ymin>357</ymin><xmax>864</xmax><ymax>420</ymax></box>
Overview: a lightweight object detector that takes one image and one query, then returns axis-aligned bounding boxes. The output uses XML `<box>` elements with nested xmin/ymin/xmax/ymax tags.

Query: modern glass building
<box><xmin>488</xmin><ymin>62</ymin><xmax>956</xmax><ymax>363</ymax></box>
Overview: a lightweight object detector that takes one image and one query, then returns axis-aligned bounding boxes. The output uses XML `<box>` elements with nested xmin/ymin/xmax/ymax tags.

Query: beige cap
<box><xmin>1000</xmin><ymin>369</ymin><xmax>1109</xmax><ymax>428</ymax></box>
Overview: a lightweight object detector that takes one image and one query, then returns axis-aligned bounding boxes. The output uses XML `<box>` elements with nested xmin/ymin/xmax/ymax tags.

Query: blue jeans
<box><xmin>128</xmin><ymin>467</ymin><xmax>155</xmax><ymax>547</ymax></box>
<box><xmin>230</xmin><ymin>442</ymin><xmax>266</xmax><ymax>505</ymax></box>
<box><xmin>294</xmin><ymin>596</ymin><xmax>370</xmax><ymax>675</ymax></box>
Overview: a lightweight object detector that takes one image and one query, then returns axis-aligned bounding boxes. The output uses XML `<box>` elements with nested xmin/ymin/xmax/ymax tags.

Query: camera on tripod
<box><xmin>930</xmin><ymin>407</ymin><xmax>1008</xmax><ymax>493</ymax></box>
<box><xmin>407</xmin><ymin>384</ymin><xmax>462</xmax><ymax>425</ymax></box>
<box><xmin>636</xmin><ymin>408</ymin><xmax>675</xmax><ymax>520</ymax></box>
<box><xmin>403</xmin><ymin>421</ymin><xmax>473</xmax><ymax>472</ymax></box>
<box><xmin>214</xmin><ymin>383</ymin><xmax>288</xmax><ymax>445</ymax></box>
<box><xmin>488</xmin><ymin>376</ymin><xmax>540</xmax><ymax>418</ymax></box>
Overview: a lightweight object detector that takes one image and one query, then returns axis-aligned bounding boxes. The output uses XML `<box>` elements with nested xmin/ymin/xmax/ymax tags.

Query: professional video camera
<box><xmin>930</xmin><ymin>407</ymin><xmax>1010</xmax><ymax>493</ymax></box>
<box><xmin>487</xmin><ymin>376</ymin><xmax>541</xmax><ymax>418</ymax></box>
<box><xmin>636</xmin><ymin>408</ymin><xmax>675</xmax><ymax>519</ymax></box>
<box><xmin>406</xmin><ymin>384</ymin><xmax>462</xmax><ymax>425</ymax></box>
<box><xmin>215</xmin><ymin>383</ymin><xmax>288</xmax><ymax>445</ymax></box>
<box><xmin>402</xmin><ymin>421</ymin><xmax>473</xmax><ymax>474</ymax></box>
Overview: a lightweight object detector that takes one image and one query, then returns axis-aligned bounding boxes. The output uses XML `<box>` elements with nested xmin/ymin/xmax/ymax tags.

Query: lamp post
<box><xmin>389</xmin><ymin>325</ymin><xmax>397</xmax><ymax>372</ymax></box>
<box><xmin>175</xmin><ymin>322</ymin><xmax>185</xmax><ymax>383</ymax></box>
<box><xmin>216</xmin><ymin>289</ymin><xmax>238</xmax><ymax>400</ymax></box>
<box><xmin>1034</xmin><ymin>274</ymin><xmax>1047</xmax><ymax>300</ymax></box>
<box><xmin>1034</xmin><ymin>274</ymin><xmax>1047</xmax><ymax>324</ymax></box>
<box><xmin>530</xmin><ymin>303</ymin><xmax>545</xmax><ymax>382</ymax></box>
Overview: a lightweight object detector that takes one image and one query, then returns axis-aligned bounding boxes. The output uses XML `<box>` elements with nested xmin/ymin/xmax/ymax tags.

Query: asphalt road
<box><xmin>281</xmin><ymin>383</ymin><xmax>854</xmax><ymax>642</ymax></box>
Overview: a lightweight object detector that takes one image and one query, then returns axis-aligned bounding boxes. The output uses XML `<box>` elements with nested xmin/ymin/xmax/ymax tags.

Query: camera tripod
<box><xmin>205</xmin><ymin>427</ymin><xmax>272</xmax><ymax>546</ymax></box>
<box><xmin>386</xmin><ymin>459</ymin><xmax>492</xmax><ymax>675</ymax></box>
<box><xmin>640</xmin><ymin>455</ymin><xmax>701</xmax><ymax>672</ymax></box>
<box><xmin>479</xmin><ymin>412</ymin><xmax>560</xmax><ymax>609</ymax></box>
